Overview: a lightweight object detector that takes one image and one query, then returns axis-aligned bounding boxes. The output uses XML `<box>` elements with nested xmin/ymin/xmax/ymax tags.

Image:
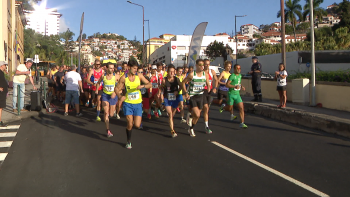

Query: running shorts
<box><xmin>91</xmin><ymin>90</ymin><xmax>103</xmax><ymax>100</ymax></box>
<box><xmin>217</xmin><ymin>89</ymin><xmax>228</xmax><ymax>100</ymax></box>
<box><xmin>228</xmin><ymin>93</ymin><xmax>243</xmax><ymax>106</ymax></box>
<box><xmin>164</xmin><ymin>97</ymin><xmax>180</xmax><ymax>108</ymax></box>
<box><xmin>189</xmin><ymin>94</ymin><xmax>204</xmax><ymax>110</ymax></box>
<box><xmin>123</xmin><ymin>102</ymin><xmax>142</xmax><ymax>117</ymax></box>
<box><xmin>101</xmin><ymin>93</ymin><xmax>118</xmax><ymax>105</ymax></box>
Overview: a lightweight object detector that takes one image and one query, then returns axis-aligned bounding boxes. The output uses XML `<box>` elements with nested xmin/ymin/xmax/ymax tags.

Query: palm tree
<box><xmin>277</xmin><ymin>0</ymin><xmax>303</xmax><ymax>42</ymax></box>
<box><xmin>303</xmin><ymin>0</ymin><xmax>328</xmax><ymax>24</ymax></box>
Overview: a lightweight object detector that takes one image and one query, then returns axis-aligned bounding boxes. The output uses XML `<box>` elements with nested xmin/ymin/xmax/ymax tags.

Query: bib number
<box><xmin>234</xmin><ymin>84</ymin><xmax>241</xmax><ymax>91</ymax></box>
<box><xmin>152</xmin><ymin>83</ymin><xmax>158</xmax><ymax>88</ymax></box>
<box><xmin>168</xmin><ymin>93</ymin><xmax>176</xmax><ymax>101</ymax></box>
<box><xmin>193</xmin><ymin>82</ymin><xmax>205</xmax><ymax>91</ymax></box>
<box><xmin>105</xmin><ymin>85</ymin><xmax>114</xmax><ymax>92</ymax></box>
<box><xmin>140</xmin><ymin>88</ymin><xmax>146</xmax><ymax>94</ymax></box>
<box><xmin>128</xmin><ymin>92</ymin><xmax>140</xmax><ymax>101</ymax></box>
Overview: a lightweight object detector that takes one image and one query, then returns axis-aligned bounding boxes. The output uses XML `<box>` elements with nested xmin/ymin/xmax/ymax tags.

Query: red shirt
<box><xmin>150</xmin><ymin>75</ymin><xmax>159</xmax><ymax>89</ymax></box>
<box><xmin>91</xmin><ymin>69</ymin><xmax>103</xmax><ymax>91</ymax></box>
<box><xmin>204</xmin><ymin>70</ymin><xmax>213</xmax><ymax>90</ymax></box>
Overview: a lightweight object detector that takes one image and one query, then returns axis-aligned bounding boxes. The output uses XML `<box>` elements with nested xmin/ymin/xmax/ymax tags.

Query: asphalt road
<box><xmin>0</xmin><ymin>104</ymin><xmax>350</xmax><ymax>197</ymax></box>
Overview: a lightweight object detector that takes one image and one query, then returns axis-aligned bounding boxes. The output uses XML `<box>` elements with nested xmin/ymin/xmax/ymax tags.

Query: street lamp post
<box><xmin>235</xmin><ymin>15</ymin><xmax>247</xmax><ymax>64</ymax></box>
<box><xmin>144</xmin><ymin>19</ymin><xmax>150</xmax><ymax>64</ymax></box>
<box><xmin>127</xmin><ymin>1</ymin><xmax>145</xmax><ymax>65</ymax></box>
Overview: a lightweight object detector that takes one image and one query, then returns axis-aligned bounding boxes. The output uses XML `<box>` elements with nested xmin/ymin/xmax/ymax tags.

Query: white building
<box><xmin>240</xmin><ymin>24</ymin><xmax>260</xmax><ymax>38</ymax></box>
<box><xmin>25</xmin><ymin>8</ymin><xmax>62</xmax><ymax>36</ymax></box>
<box><xmin>149</xmin><ymin>34</ymin><xmax>242</xmax><ymax>67</ymax></box>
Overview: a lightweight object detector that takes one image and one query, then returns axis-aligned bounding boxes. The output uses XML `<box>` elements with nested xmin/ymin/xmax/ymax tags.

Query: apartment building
<box><xmin>25</xmin><ymin>8</ymin><xmax>62</xmax><ymax>36</ymax></box>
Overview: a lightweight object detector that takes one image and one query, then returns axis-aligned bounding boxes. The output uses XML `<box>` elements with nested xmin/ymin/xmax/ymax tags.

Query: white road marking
<box><xmin>0</xmin><ymin>125</ymin><xmax>20</xmax><ymax>130</ymax></box>
<box><xmin>0</xmin><ymin>132</ymin><xmax>17</xmax><ymax>137</ymax></box>
<box><xmin>211</xmin><ymin>141</ymin><xmax>330</xmax><ymax>197</ymax></box>
<box><xmin>0</xmin><ymin>141</ymin><xmax>13</xmax><ymax>148</ymax></box>
<box><xmin>0</xmin><ymin>153</ymin><xmax>8</xmax><ymax>161</ymax></box>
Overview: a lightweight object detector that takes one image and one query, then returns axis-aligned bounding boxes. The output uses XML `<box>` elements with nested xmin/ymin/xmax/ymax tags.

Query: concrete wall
<box><xmin>241</xmin><ymin>78</ymin><xmax>350</xmax><ymax>112</ymax></box>
<box><xmin>231</xmin><ymin>51</ymin><xmax>350</xmax><ymax>75</ymax></box>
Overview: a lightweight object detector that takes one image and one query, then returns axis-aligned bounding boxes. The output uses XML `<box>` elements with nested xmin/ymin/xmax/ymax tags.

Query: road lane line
<box><xmin>0</xmin><ymin>125</ymin><xmax>20</xmax><ymax>130</ymax></box>
<box><xmin>211</xmin><ymin>141</ymin><xmax>330</xmax><ymax>197</ymax></box>
<box><xmin>0</xmin><ymin>141</ymin><xmax>13</xmax><ymax>148</ymax></box>
<box><xmin>0</xmin><ymin>153</ymin><xmax>8</xmax><ymax>161</ymax></box>
<box><xmin>0</xmin><ymin>132</ymin><xmax>17</xmax><ymax>137</ymax></box>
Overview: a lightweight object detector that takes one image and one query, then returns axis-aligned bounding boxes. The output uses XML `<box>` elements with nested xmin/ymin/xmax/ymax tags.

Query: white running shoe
<box><xmin>231</xmin><ymin>114</ymin><xmax>238</xmax><ymax>121</ymax></box>
<box><xmin>181</xmin><ymin>118</ymin><xmax>186</xmax><ymax>123</ymax></box>
<box><xmin>188</xmin><ymin>128</ymin><xmax>196</xmax><ymax>137</ymax></box>
<box><xmin>186</xmin><ymin>112</ymin><xmax>191</xmax><ymax>125</ymax></box>
<box><xmin>116</xmin><ymin>113</ymin><xmax>120</xmax><ymax>119</ymax></box>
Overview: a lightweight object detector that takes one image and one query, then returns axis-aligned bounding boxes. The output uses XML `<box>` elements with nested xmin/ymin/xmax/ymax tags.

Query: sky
<box><xmin>40</xmin><ymin>0</ymin><xmax>340</xmax><ymax>42</ymax></box>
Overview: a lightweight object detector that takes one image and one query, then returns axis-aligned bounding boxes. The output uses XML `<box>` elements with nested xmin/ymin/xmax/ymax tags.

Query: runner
<box><xmin>115</xmin><ymin>65</ymin><xmax>124</xmax><ymax>119</ymax></box>
<box><xmin>47</xmin><ymin>65</ymin><xmax>58</xmax><ymax>99</ymax></box>
<box><xmin>81</xmin><ymin>67</ymin><xmax>91</xmax><ymax>107</ymax></box>
<box><xmin>215</xmin><ymin>61</ymin><xmax>236</xmax><ymax>120</ymax></box>
<box><xmin>182</xmin><ymin>59</ymin><xmax>210</xmax><ymax>137</ymax></box>
<box><xmin>176</xmin><ymin>66</ymin><xmax>186</xmax><ymax>123</ymax></box>
<box><xmin>54</xmin><ymin>65</ymin><xmax>65</xmax><ymax>102</ymax></box>
<box><xmin>149</xmin><ymin>65</ymin><xmax>161</xmax><ymax>118</ymax></box>
<box><xmin>220</xmin><ymin>64</ymin><xmax>248</xmax><ymax>128</ymax></box>
<box><xmin>87</xmin><ymin>60</ymin><xmax>104</xmax><ymax>121</ymax></box>
<box><xmin>202</xmin><ymin>59</ymin><xmax>218</xmax><ymax>133</ymax></box>
<box><xmin>115</xmin><ymin>60</ymin><xmax>151</xmax><ymax>149</ymax></box>
<box><xmin>138</xmin><ymin>67</ymin><xmax>151</xmax><ymax>120</ymax></box>
<box><xmin>96</xmin><ymin>63</ymin><xmax>120</xmax><ymax>137</ymax></box>
<box><xmin>159</xmin><ymin>64</ymin><xmax>182</xmax><ymax>137</ymax></box>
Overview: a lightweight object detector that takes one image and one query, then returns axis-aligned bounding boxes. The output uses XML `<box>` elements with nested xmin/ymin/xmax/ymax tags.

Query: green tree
<box><xmin>92</xmin><ymin>50</ymin><xmax>103</xmax><ymax>57</ymax></box>
<box><xmin>303</xmin><ymin>0</ymin><xmax>328</xmax><ymax>24</ymax></box>
<box><xmin>18</xmin><ymin>0</ymin><xmax>42</xmax><ymax>10</ymax></box>
<box><xmin>82</xmin><ymin>33</ymin><xmax>87</xmax><ymax>40</ymax></box>
<box><xmin>137</xmin><ymin>45</ymin><xmax>143</xmax><ymax>63</ymax></box>
<box><xmin>337</xmin><ymin>0</ymin><xmax>350</xmax><ymax>28</ymax></box>
<box><xmin>130</xmin><ymin>55</ymin><xmax>137</xmax><ymax>62</ymax></box>
<box><xmin>296</xmin><ymin>22</ymin><xmax>310</xmax><ymax>33</ymax></box>
<box><xmin>60</xmin><ymin>28</ymin><xmax>75</xmax><ymax>51</ymax></box>
<box><xmin>277</xmin><ymin>0</ymin><xmax>303</xmax><ymax>42</ymax></box>
<box><xmin>285</xmin><ymin>24</ymin><xmax>294</xmax><ymax>34</ymax></box>
<box><xmin>204</xmin><ymin>41</ymin><xmax>233</xmax><ymax>61</ymax></box>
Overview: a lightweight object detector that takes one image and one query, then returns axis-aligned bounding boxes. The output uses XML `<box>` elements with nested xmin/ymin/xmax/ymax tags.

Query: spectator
<box><xmin>275</xmin><ymin>63</ymin><xmax>288</xmax><ymax>108</ymax></box>
<box><xmin>12</xmin><ymin>60</ymin><xmax>37</xmax><ymax>112</ymax></box>
<box><xmin>64</xmin><ymin>65</ymin><xmax>83</xmax><ymax>116</ymax></box>
<box><xmin>0</xmin><ymin>61</ymin><xmax>9</xmax><ymax>127</ymax></box>
<box><xmin>54</xmin><ymin>65</ymin><xmax>65</xmax><ymax>102</ymax></box>
<box><xmin>249</xmin><ymin>56</ymin><xmax>262</xmax><ymax>102</ymax></box>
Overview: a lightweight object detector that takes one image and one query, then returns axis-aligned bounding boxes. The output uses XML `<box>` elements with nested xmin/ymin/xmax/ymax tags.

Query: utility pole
<box><xmin>281</xmin><ymin>0</ymin><xmax>286</xmax><ymax>67</ymax></box>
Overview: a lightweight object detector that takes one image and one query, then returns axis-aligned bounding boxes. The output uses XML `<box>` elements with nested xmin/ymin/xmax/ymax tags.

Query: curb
<box><xmin>244</xmin><ymin>102</ymin><xmax>350</xmax><ymax>138</ymax></box>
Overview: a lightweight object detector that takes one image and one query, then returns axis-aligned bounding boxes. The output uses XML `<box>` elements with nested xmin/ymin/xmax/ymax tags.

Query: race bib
<box><xmin>168</xmin><ymin>93</ymin><xmax>176</xmax><ymax>101</ymax></box>
<box><xmin>105</xmin><ymin>85</ymin><xmax>114</xmax><ymax>92</ymax></box>
<box><xmin>193</xmin><ymin>82</ymin><xmax>205</xmax><ymax>91</ymax></box>
<box><xmin>140</xmin><ymin>88</ymin><xmax>146</xmax><ymax>94</ymax></box>
<box><xmin>128</xmin><ymin>92</ymin><xmax>140</xmax><ymax>100</ymax></box>
<box><xmin>94</xmin><ymin>78</ymin><xmax>99</xmax><ymax>83</ymax></box>
<box><xmin>152</xmin><ymin>83</ymin><xmax>158</xmax><ymax>88</ymax></box>
<box><xmin>234</xmin><ymin>84</ymin><xmax>241</xmax><ymax>91</ymax></box>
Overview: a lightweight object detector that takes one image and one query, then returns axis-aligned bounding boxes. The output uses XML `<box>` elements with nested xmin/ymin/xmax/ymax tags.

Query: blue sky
<box><xmin>44</xmin><ymin>0</ymin><xmax>339</xmax><ymax>42</ymax></box>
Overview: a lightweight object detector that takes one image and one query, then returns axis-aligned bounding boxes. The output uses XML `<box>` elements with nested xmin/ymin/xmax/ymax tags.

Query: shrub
<box><xmin>288</xmin><ymin>69</ymin><xmax>350</xmax><ymax>83</ymax></box>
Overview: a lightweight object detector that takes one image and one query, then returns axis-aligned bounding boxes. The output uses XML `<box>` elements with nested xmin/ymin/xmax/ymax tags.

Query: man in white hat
<box><xmin>12</xmin><ymin>59</ymin><xmax>37</xmax><ymax>112</ymax></box>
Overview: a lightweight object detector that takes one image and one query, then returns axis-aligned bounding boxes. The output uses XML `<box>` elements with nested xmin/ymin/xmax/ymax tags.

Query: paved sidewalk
<box><xmin>241</xmin><ymin>96</ymin><xmax>350</xmax><ymax>138</ymax></box>
<box><xmin>2</xmin><ymin>83</ymin><xmax>42</xmax><ymax>124</ymax></box>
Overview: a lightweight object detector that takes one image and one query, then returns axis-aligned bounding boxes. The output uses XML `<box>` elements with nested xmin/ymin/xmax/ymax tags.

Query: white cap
<box><xmin>0</xmin><ymin>61</ymin><xmax>8</xmax><ymax>66</ymax></box>
<box><xmin>151</xmin><ymin>65</ymin><xmax>157</xmax><ymax>69</ymax></box>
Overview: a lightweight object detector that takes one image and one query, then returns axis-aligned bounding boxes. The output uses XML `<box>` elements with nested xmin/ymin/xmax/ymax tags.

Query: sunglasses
<box><xmin>96</xmin><ymin>64</ymin><xmax>101</xmax><ymax>65</ymax></box>
<box><xmin>138</xmin><ymin>71</ymin><xmax>143</xmax><ymax>73</ymax></box>
<box><xmin>198</xmin><ymin>64</ymin><xmax>204</xmax><ymax>66</ymax></box>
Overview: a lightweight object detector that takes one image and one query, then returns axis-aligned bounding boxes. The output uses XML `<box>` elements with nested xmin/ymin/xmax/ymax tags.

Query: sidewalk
<box><xmin>2</xmin><ymin>83</ymin><xmax>42</xmax><ymax>124</ymax></box>
<box><xmin>241</xmin><ymin>96</ymin><xmax>350</xmax><ymax>138</ymax></box>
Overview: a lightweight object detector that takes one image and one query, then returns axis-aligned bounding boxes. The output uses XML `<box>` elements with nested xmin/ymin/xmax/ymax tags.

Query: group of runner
<box><xmin>77</xmin><ymin>58</ymin><xmax>248</xmax><ymax>149</ymax></box>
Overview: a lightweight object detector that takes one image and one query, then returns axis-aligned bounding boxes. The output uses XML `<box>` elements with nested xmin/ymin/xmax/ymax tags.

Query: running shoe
<box><xmin>171</xmin><ymin>130</ymin><xmax>178</xmax><ymax>138</ymax></box>
<box><xmin>219</xmin><ymin>103</ymin><xmax>226</xmax><ymax>113</ymax></box>
<box><xmin>176</xmin><ymin>108</ymin><xmax>180</xmax><ymax>112</ymax></box>
<box><xmin>107</xmin><ymin>130</ymin><xmax>113</xmax><ymax>138</ymax></box>
<box><xmin>116</xmin><ymin>113</ymin><xmax>120</xmax><ymax>119</ymax></box>
<box><xmin>64</xmin><ymin>112</ymin><xmax>68</xmax><ymax>116</ymax></box>
<box><xmin>92</xmin><ymin>104</ymin><xmax>96</xmax><ymax>108</ymax></box>
<box><xmin>85</xmin><ymin>101</ymin><xmax>89</xmax><ymax>107</ymax></box>
<box><xmin>125</xmin><ymin>142</ymin><xmax>132</xmax><ymax>149</ymax></box>
<box><xmin>0</xmin><ymin>121</ymin><xmax>8</xmax><ymax>127</ymax></box>
<box><xmin>240</xmin><ymin>123</ymin><xmax>248</xmax><ymax>129</ymax></box>
<box><xmin>139</xmin><ymin>123</ymin><xmax>143</xmax><ymax>129</ymax></box>
<box><xmin>147</xmin><ymin>114</ymin><xmax>151</xmax><ymax>119</ymax></box>
<box><xmin>96</xmin><ymin>116</ymin><xmax>101</xmax><ymax>121</ymax></box>
<box><xmin>188</xmin><ymin>128</ymin><xmax>196</xmax><ymax>137</ymax></box>
<box><xmin>188</xmin><ymin>117</ymin><xmax>193</xmax><ymax>127</ymax></box>
<box><xmin>155</xmin><ymin>112</ymin><xmax>159</xmax><ymax>118</ymax></box>
<box><xmin>231</xmin><ymin>115</ymin><xmax>238</xmax><ymax>121</ymax></box>
<box><xmin>150</xmin><ymin>110</ymin><xmax>154</xmax><ymax>116</ymax></box>
<box><xmin>180</xmin><ymin>118</ymin><xmax>186</xmax><ymax>123</ymax></box>
<box><xmin>76</xmin><ymin>113</ymin><xmax>83</xmax><ymax>117</ymax></box>
<box><xmin>205</xmin><ymin>127</ymin><xmax>213</xmax><ymax>134</ymax></box>
<box><xmin>158</xmin><ymin>109</ymin><xmax>162</xmax><ymax>116</ymax></box>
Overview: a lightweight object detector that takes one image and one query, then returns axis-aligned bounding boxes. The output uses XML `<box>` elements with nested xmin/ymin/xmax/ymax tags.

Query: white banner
<box><xmin>187</xmin><ymin>22</ymin><xmax>208</xmax><ymax>67</ymax></box>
